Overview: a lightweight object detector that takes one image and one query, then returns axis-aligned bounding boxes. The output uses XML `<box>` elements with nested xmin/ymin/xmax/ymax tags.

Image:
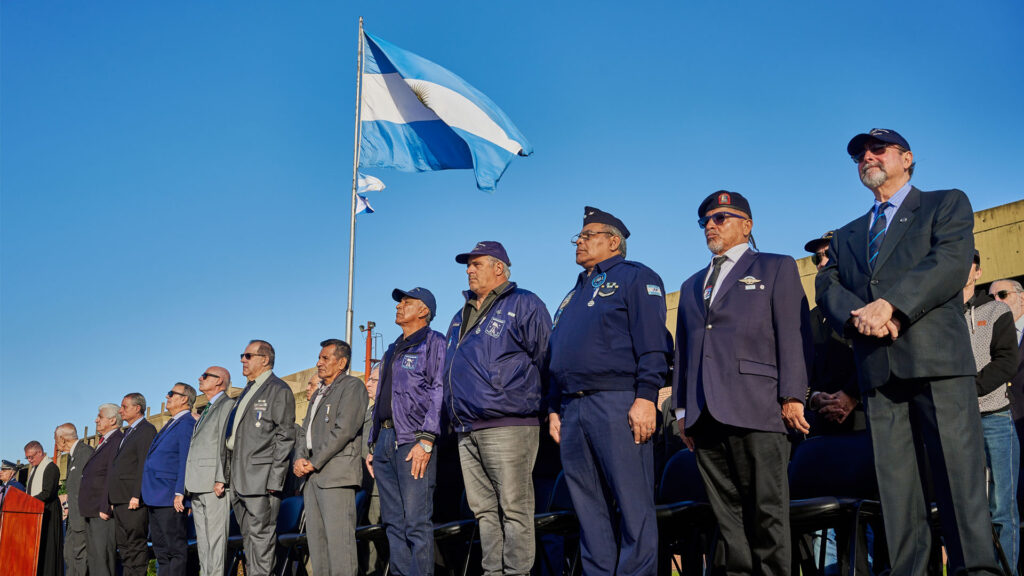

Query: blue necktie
<box><xmin>868</xmin><ymin>202</ymin><xmax>891</xmax><ymax>269</ymax></box>
<box><xmin>224</xmin><ymin>381</ymin><xmax>255</xmax><ymax>440</ymax></box>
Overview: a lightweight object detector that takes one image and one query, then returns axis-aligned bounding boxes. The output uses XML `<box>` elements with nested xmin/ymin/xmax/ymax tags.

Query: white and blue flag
<box><xmin>359</xmin><ymin>33</ymin><xmax>532</xmax><ymax>192</ymax></box>
<box><xmin>357</xmin><ymin>173</ymin><xmax>386</xmax><ymax>194</ymax></box>
<box><xmin>355</xmin><ymin>194</ymin><xmax>375</xmax><ymax>215</ymax></box>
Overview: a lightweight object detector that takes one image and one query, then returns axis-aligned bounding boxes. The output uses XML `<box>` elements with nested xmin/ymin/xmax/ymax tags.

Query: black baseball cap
<box><xmin>391</xmin><ymin>287</ymin><xmax>437</xmax><ymax>320</ymax></box>
<box><xmin>847</xmin><ymin>128</ymin><xmax>911</xmax><ymax>157</ymax></box>
<box><xmin>455</xmin><ymin>241</ymin><xmax>510</xmax><ymax>267</ymax></box>
<box><xmin>804</xmin><ymin>231</ymin><xmax>834</xmax><ymax>253</ymax></box>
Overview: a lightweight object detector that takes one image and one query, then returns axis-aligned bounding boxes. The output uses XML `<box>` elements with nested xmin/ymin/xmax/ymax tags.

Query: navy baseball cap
<box><xmin>455</xmin><ymin>241</ymin><xmax>510</xmax><ymax>266</ymax></box>
<box><xmin>698</xmin><ymin>190</ymin><xmax>752</xmax><ymax>219</ymax></box>
<box><xmin>804</xmin><ymin>231</ymin><xmax>834</xmax><ymax>253</ymax></box>
<box><xmin>583</xmin><ymin>206</ymin><xmax>630</xmax><ymax>238</ymax></box>
<box><xmin>847</xmin><ymin>128</ymin><xmax>911</xmax><ymax>157</ymax></box>
<box><xmin>391</xmin><ymin>287</ymin><xmax>437</xmax><ymax>320</ymax></box>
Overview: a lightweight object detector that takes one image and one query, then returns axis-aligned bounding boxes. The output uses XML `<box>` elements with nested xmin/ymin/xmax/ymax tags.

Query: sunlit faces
<box><xmin>24</xmin><ymin>447</ymin><xmax>43</xmax><ymax>467</ymax></box>
<box><xmin>120</xmin><ymin>396</ymin><xmax>142</xmax><ymax>423</ymax></box>
<box><xmin>466</xmin><ymin>255</ymin><xmax>505</xmax><ymax>297</ymax></box>
<box><xmin>241</xmin><ymin>342</ymin><xmax>269</xmax><ymax>380</ymax></box>
<box><xmin>858</xmin><ymin>141</ymin><xmax>912</xmax><ymax>189</ymax></box>
<box><xmin>316</xmin><ymin>344</ymin><xmax>348</xmax><ymax>383</ymax></box>
<box><xmin>574</xmin><ymin>223</ymin><xmax>619</xmax><ymax>271</ymax></box>
<box><xmin>395</xmin><ymin>297</ymin><xmax>428</xmax><ymax>327</ymax></box>
<box><xmin>703</xmin><ymin>207</ymin><xmax>751</xmax><ymax>255</ymax></box>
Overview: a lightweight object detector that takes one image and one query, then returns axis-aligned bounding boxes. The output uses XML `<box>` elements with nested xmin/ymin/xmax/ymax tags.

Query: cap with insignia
<box><xmin>582</xmin><ymin>206</ymin><xmax>630</xmax><ymax>238</ymax></box>
<box><xmin>803</xmin><ymin>231</ymin><xmax>834</xmax><ymax>253</ymax></box>
<box><xmin>698</xmin><ymin>190</ymin><xmax>752</xmax><ymax>219</ymax></box>
<box><xmin>455</xmin><ymin>241</ymin><xmax>511</xmax><ymax>267</ymax></box>
<box><xmin>847</xmin><ymin>128</ymin><xmax>911</xmax><ymax>157</ymax></box>
<box><xmin>391</xmin><ymin>287</ymin><xmax>437</xmax><ymax>320</ymax></box>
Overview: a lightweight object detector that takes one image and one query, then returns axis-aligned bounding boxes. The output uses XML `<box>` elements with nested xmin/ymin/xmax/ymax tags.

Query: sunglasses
<box><xmin>811</xmin><ymin>252</ymin><xmax>827</xmax><ymax>266</ymax></box>
<box><xmin>167</xmin><ymin>390</ymin><xmax>187</xmax><ymax>398</ymax></box>
<box><xmin>852</xmin><ymin>141</ymin><xmax>894</xmax><ymax>163</ymax></box>
<box><xmin>200</xmin><ymin>372</ymin><xmax>221</xmax><ymax>380</ymax></box>
<box><xmin>992</xmin><ymin>289</ymin><xmax>1021</xmax><ymax>300</ymax></box>
<box><xmin>240</xmin><ymin>353</ymin><xmax>267</xmax><ymax>360</ymax></box>
<box><xmin>698</xmin><ymin>212</ymin><xmax>747</xmax><ymax>229</ymax></box>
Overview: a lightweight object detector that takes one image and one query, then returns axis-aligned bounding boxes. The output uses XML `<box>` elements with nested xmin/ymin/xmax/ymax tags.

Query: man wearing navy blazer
<box><xmin>816</xmin><ymin>128</ymin><xmax>999</xmax><ymax>575</ymax></box>
<box><xmin>142</xmin><ymin>383</ymin><xmax>198</xmax><ymax>576</ymax></box>
<box><xmin>80</xmin><ymin>404</ymin><xmax>124</xmax><ymax>576</ymax></box>
<box><xmin>109</xmin><ymin>393</ymin><xmax>158</xmax><ymax>576</ymax></box>
<box><xmin>673</xmin><ymin>191</ymin><xmax>811</xmax><ymax>575</ymax></box>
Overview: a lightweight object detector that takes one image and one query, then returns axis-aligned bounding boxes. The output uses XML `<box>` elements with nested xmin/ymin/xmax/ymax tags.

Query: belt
<box><xmin>569</xmin><ymin>390</ymin><xmax>598</xmax><ymax>398</ymax></box>
<box><xmin>381</xmin><ymin>418</ymin><xmax>394</xmax><ymax>429</ymax></box>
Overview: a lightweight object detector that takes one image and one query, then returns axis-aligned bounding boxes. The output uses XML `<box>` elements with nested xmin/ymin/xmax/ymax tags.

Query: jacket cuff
<box><xmin>414</xmin><ymin>431</ymin><xmax>436</xmax><ymax>443</ymax></box>
<box><xmin>635</xmin><ymin>384</ymin><xmax>660</xmax><ymax>404</ymax></box>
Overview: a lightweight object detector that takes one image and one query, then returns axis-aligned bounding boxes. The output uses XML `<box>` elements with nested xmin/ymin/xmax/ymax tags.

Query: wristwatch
<box><xmin>418</xmin><ymin>441</ymin><xmax>433</xmax><ymax>454</ymax></box>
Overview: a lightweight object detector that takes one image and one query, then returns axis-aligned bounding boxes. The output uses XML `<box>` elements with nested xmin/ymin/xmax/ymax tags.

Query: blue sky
<box><xmin>2</xmin><ymin>1</ymin><xmax>1022</xmax><ymax>459</ymax></box>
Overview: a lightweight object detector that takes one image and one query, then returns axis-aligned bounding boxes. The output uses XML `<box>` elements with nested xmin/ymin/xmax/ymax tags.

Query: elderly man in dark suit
<box><xmin>109</xmin><ymin>393</ymin><xmax>158</xmax><ymax>576</ymax></box>
<box><xmin>55</xmin><ymin>423</ymin><xmax>94</xmax><ymax>576</ymax></box>
<box><xmin>226</xmin><ymin>339</ymin><xmax>296</xmax><ymax>576</ymax></box>
<box><xmin>142</xmin><ymin>383</ymin><xmax>198</xmax><ymax>576</ymax></box>
<box><xmin>817</xmin><ymin>128</ymin><xmax>1000</xmax><ymax>575</ymax></box>
<box><xmin>673</xmin><ymin>191</ymin><xmax>811</xmax><ymax>574</ymax></box>
<box><xmin>80</xmin><ymin>404</ymin><xmax>124</xmax><ymax>576</ymax></box>
<box><xmin>293</xmin><ymin>339</ymin><xmax>368</xmax><ymax>576</ymax></box>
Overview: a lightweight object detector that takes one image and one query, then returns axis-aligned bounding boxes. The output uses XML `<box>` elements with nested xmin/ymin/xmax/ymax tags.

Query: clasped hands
<box><xmin>850</xmin><ymin>298</ymin><xmax>901</xmax><ymax>340</ymax></box>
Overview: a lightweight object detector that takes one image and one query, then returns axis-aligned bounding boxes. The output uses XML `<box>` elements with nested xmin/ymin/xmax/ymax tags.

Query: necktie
<box><xmin>868</xmin><ymin>201</ymin><xmax>892</xmax><ymax>269</ymax></box>
<box><xmin>704</xmin><ymin>256</ymin><xmax>728</xmax><ymax>311</ymax></box>
<box><xmin>119</xmin><ymin>425</ymin><xmax>134</xmax><ymax>450</ymax></box>
<box><xmin>224</xmin><ymin>382</ymin><xmax>255</xmax><ymax>440</ymax></box>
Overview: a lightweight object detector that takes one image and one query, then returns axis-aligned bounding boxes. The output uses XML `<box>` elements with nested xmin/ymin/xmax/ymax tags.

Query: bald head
<box><xmin>198</xmin><ymin>366</ymin><xmax>230</xmax><ymax>399</ymax></box>
<box><xmin>54</xmin><ymin>423</ymin><xmax>78</xmax><ymax>453</ymax></box>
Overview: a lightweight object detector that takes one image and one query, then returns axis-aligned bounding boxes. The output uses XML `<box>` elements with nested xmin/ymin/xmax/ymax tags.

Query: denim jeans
<box><xmin>374</xmin><ymin>427</ymin><xmax>437</xmax><ymax>576</ymax></box>
<box><xmin>982</xmin><ymin>409</ymin><xmax>1019</xmax><ymax>574</ymax></box>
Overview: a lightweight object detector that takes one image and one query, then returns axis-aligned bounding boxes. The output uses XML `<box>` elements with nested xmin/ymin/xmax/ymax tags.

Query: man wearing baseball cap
<box><xmin>443</xmin><ymin>242</ymin><xmax>551</xmax><ymax>576</ymax></box>
<box><xmin>672</xmin><ymin>191</ymin><xmax>811</xmax><ymax>574</ymax></box>
<box><xmin>817</xmin><ymin>129</ymin><xmax>998</xmax><ymax>574</ymax></box>
<box><xmin>366</xmin><ymin>287</ymin><xmax>446</xmax><ymax>576</ymax></box>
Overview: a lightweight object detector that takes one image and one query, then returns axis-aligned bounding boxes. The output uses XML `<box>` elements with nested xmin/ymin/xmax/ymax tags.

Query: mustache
<box><xmin>860</xmin><ymin>162</ymin><xmax>884</xmax><ymax>177</ymax></box>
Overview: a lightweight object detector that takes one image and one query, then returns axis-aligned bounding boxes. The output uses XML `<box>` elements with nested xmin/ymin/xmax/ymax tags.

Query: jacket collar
<box><xmin>461</xmin><ymin>280</ymin><xmax>517</xmax><ymax>303</ymax></box>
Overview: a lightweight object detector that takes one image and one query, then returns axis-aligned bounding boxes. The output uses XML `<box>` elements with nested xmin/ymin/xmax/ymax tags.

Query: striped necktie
<box><xmin>868</xmin><ymin>201</ymin><xmax>891</xmax><ymax>270</ymax></box>
<box><xmin>704</xmin><ymin>256</ymin><xmax>728</xmax><ymax>311</ymax></box>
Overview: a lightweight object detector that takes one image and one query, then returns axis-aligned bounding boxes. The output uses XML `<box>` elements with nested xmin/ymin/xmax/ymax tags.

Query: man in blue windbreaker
<box><xmin>443</xmin><ymin>241</ymin><xmax>552</xmax><ymax>576</ymax></box>
<box><xmin>548</xmin><ymin>207</ymin><xmax>672</xmax><ymax>576</ymax></box>
<box><xmin>367</xmin><ymin>287</ymin><xmax>446</xmax><ymax>576</ymax></box>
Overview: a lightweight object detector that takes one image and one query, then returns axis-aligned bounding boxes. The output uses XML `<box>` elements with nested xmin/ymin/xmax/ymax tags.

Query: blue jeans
<box><xmin>982</xmin><ymin>409</ymin><xmax>1019</xmax><ymax>574</ymax></box>
<box><xmin>374</xmin><ymin>427</ymin><xmax>437</xmax><ymax>576</ymax></box>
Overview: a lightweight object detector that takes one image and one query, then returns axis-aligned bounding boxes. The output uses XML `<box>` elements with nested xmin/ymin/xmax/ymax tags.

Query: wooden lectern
<box><xmin>0</xmin><ymin>487</ymin><xmax>43</xmax><ymax>576</ymax></box>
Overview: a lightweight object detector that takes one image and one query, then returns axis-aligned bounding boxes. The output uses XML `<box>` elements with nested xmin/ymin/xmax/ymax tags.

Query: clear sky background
<box><xmin>2</xmin><ymin>1</ymin><xmax>1022</xmax><ymax>459</ymax></box>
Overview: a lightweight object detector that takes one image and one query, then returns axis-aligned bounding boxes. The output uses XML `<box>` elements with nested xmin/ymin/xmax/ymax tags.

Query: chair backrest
<box><xmin>788</xmin><ymin>433</ymin><xmax>878</xmax><ymax>499</ymax></box>
<box><xmin>276</xmin><ymin>495</ymin><xmax>305</xmax><ymax>534</ymax></box>
<box><xmin>355</xmin><ymin>488</ymin><xmax>370</xmax><ymax>525</ymax></box>
<box><xmin>657</xmin><ymin>449</ymin><xmax>708</xmax><ymax>504</ymax></box>
<box><xmin>546</xmin><ymin>471</ymin><xmax>575</xmax><ymax>512</ymax></box>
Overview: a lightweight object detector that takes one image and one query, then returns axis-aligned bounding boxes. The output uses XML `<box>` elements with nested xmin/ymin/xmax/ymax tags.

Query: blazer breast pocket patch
<box><xmin>401</xmin><ymin>354</ymin><xmax>418</xmax><ymax>370</ymax></box>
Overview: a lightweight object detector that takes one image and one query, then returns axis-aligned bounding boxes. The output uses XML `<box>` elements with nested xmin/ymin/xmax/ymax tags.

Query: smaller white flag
<box><xmin>357</xmin><ymin>173</ymin><xmax>386</xmax><ymax>194</ymax></box>
<box><xmin>356</xmin><ymin>194</ymin><xmax>375</xmax><ymax>215</ymax></box>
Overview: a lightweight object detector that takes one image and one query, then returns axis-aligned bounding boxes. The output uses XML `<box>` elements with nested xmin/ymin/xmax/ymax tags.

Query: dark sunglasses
<box><xmin>200</xmin><ymin>372</ymin><xmax>221</xmax><ymax>380</ymax></box>
<box><xmin>992</xmin><ymin>289</ymin><xmax>1021</xmax><ymax>300</ymax></box>
<box><xmin>698</xmin><ymin>212</ymin><xmax>747</xmax><ymax>229</ymax></box>
<box><xmin>240</xmin><ymin>353</ymin><xmax>267</xmax><ymax>360</ymax></box>
<box><xmin>167</xmin><ymin>390</ymin><xmax>187</xmax><ymax>398</ymax></box>
<box><xmin>852</xmin><ymin>141</ymin><xmax>893</xmax><ymax>163</ymax></box>
<box><xmin>811</xmin><ymin>252</ymin><xmax>827</xmax><ymax>266</ymax></box>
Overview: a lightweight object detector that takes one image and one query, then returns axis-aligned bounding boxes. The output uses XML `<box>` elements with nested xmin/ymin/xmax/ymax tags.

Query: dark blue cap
<box><xmin>847</xmin><ymin>128</ymin><xmax>911</xmax><ymax>157</ymax></box>
<box><xmin>583</xmin><ymin>206</ymin><xmax>630</xmax><ymax>238</ymax></box>
<box><xmin>698</xmin><ymin>190</ymin><xmax>752</xmax><ymax>219</ymax></box>
<box><xmin>1</xmin><ymin>459</ymin><xmax>18</xmax><ymax>470</ymax></box>
<box><xmin>455</xmin><ymin>241</ymin><xmax>510</xmax><ymax>266</ymax></box>
<box><xmin>391</xmin><ymin>287</ymin><xmax>437</xmax><ymax>320</ymax></box>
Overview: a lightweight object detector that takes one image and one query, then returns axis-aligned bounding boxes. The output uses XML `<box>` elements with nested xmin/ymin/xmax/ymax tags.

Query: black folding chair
<box><xmin>655</xmin><ymin>448</ymin><xmax>716</xmax><ymax>576</ymax></box>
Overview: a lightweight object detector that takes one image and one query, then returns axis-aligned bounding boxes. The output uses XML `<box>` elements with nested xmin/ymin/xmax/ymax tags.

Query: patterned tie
<box><xmin>868</xmin><ymin>201</ymin><xmax>892</xmax><ymax>270</ymax></box>
<box><xmin>704</xmin><ymin>256</ymin><xmax>728</xmax><ymax>311</ymax></box>
<box><xmin>224</xmin><ymin>381</ymin><xmax>255</xmax><ymax>440</ymax></box>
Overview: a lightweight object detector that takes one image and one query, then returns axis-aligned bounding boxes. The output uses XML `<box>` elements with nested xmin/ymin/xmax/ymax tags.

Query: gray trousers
<box><xmin>192</xmin><ymin>491</ymin><xmax>231</xmax><ymax>576</ymax></box>
<box><xmin>304</xmin><ymin>482</ymin><xmax>358</xmax><ymax>576</ymax></box>
<box><xmin>231</xmin><ymin>490</ymin><xmax>281</xmax><ymax>576</ymax></box>
<box><xmin>84</xmin><ymin>515</ymin><xmax>117</xmax><ymax>576</ymax></box>
<box><xmin>64</xmin><ymin>517</ymin><xmax>88</xmax><ymax>576</ymax></box>
<box><xmin>458</xmin><ymin>426</ymin><xmax>539</xmax><ymax>576</ymax></box>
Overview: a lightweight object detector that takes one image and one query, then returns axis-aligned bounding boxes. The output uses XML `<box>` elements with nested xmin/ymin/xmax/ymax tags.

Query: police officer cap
<box><xmin>1</xmin><ymin>459</ymin><xmax>17</xmax><ymax>470</ymax></box>
<box><xmin>804</xmin><ymin>231</ymin><xmax>834</xmax><ymax>253</ymax></box>
<box><xmin>391</xmin><ymin>287</ymin><xmax>437</xmax><ymax>320</ymax></box>
<box><xmin>847</xmin><ymin>128</ymin><xmax>911</xmax><ymax>157</ymax></box>
<box><xmin>583</xmin><ymin>206</ymin><xmax>630</xmax><ymax>239</ymax></box>
<box><xmin>698</xmin><ymin>191</ymin><xmax>751</xmax><ymax>219</ymax></box>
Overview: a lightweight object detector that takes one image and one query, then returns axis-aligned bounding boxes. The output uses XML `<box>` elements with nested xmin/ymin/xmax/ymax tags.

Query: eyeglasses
<box><xmin>200</xmin><ymin>372</ymin><xmax>221</xmax><ymax>380</ymax></box>
<box><xmin>992</xmin><ymin>289</ymin><xmax>1022</xmax><ymax>300</ymax></box>
<box><xmin>698</xmin><ymin>212</ymin><xmax>747</xmax><ymax>229</ymax></box>
<box><xmin>570</xmin><ymin>231</ymin><xmax>614</xmax><ymax>244</ymax></box>
<box><xmin>852</xmin><ymin>141</ymin><xmax>893</xmax><ymax>163</ymax></box>
<box><xmin>167</xmin><ymin>390</ymin><xmax>187</xmax><ymax>398</ymax></box>
<box><xmin>240</xmin><ymin>353</ymin><xmax>267</xmax><ymax>360</ymax></box>
<box><xmin>811</xmin><ymin>252</ymin><xmax>827</xmax><ymax>266</ymax></box>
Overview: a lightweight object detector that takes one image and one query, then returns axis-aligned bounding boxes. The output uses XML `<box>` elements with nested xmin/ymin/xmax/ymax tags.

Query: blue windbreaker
<box><xmin>368</xmin><ymin>327</ymin><xmax>446</xmax><ymax>446</ymax></box>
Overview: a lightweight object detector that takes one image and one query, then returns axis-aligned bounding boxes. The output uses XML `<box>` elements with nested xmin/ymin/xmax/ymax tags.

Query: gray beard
<box><xmin>706</xmin><ymin>238</ymin><xmax>724</xmax><ymax>254</ymax></box>
<box><xmin>860</xmin><ymin>164</ymin><xmax>887</xmax><ymax>188</ymax></box>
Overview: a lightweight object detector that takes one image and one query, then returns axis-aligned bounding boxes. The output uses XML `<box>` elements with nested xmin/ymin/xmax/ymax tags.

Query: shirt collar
<box><xmin>253</xmin><ymin>369</ymin><xmax>272</xmax><ymax>387</ymax></box>
<box><xmin>208</xmin><ymin>391</ymin><xmax>225</xmax><ymax>404</ymax></box>
<box><xmin>713</xmin><ymin>243</ymin><xmax>749</xmax><ymax>265</ymax></box>
<box><xmin>582</xmin><ymin>254</ymin><xmax>624</xmax><ymax>280</ymax></box>
<box><xmin>102</xmin><ymin>428</ymin><xmax>118</xmax><ymax>440</ymax></box>
<box><xmin>875</xmin><ymin>182</ymin><xmax>912</xmax><ymax>212</ymax></box>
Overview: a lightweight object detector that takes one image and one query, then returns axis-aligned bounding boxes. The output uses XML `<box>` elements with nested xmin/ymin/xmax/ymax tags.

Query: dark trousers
<box><xmin>374</xmin><ymin>426</ymin><xmax>437</xmax><ymax>576</ymax></box>
<box><xmin>560</xmin><ymin>391</ymin><xmax>658</xmax><ymax>576</ymax></box>
<box><xmin>85</xmin><ymin>515</ymin><xmax>117</xmax><ymax>576</ymax></box>
<box><xmin>149</xmin><ymin>506</ymin><xmax>188</xmax><ymax>576</ymax></box>
<box><xmin>691</xmin><ymin>416</ymin><xmax>790</xmax><ymax>576</ymax></box>
<box><xmin>864</xmin><ymin>375</ymin><xmax>1001</xmax><ymax>576</ymax></box>
<box><xmin>113</xmin><ymin>503</ymin><xmax>150</xmax><ymax>576</ymax></box>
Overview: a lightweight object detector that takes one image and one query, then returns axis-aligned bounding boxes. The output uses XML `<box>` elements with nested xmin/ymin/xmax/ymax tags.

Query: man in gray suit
<box><xmin>184</xmin><ymin>366</ymin><xmax>235</xmax><ymax>576</ymax></box>
<box><xmin>55</xmin><ymin>423</ymin><xmax>93</xmax><ymax>576</ymax></box>
<box><xmin>226</xmin><ymin>340</ymin><xmax>296</xmax><ymax>576</ymax></box>
<box><xmin>294</xmin><ymin>339</ymin><xmax>368</xmax><ymax>576</ymax></box>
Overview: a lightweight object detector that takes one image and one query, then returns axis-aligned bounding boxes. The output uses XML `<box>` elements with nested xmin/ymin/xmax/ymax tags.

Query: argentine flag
<box><xmin>359</xmin><ymin>33</ymin><xmax>532</xmax><ymax>192</ymax></box>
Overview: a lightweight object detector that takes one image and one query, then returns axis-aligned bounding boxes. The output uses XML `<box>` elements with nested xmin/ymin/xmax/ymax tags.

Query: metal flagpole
<box><xmin>345</xmin><ymin>16</ymin><xmax>365</xmax><ymax>345</ymax></box>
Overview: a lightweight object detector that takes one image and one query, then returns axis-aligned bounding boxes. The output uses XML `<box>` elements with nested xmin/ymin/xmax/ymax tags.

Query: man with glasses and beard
<box><xmin>816</xmin><ymin>128</ymin><xmax>1000</xmax><ymax>575</ymax></box>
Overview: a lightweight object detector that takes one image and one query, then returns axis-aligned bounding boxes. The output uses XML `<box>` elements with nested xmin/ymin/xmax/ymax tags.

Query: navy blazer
<box><xmin>78</xmin><ymin>429</ymin><xmax>124</xmax><ymax>517</ymax></box>
<box><xmin>815</xmin><ymin>187</ymin><xmax>976</xmax><ymax>390</ymax></box>
<box><xmin>141</xmin><ymin>413</ymin><xmax>197</xmax><ymax>507</ymax></box>
<box><xmin>108</xmin><ymin>419</ymin><xmax>157</xmax><ymax>505</ymax></box>
<box><xmin>673</xmin><ymin>249</ymin><xmax>811</xmax><ymax>433</ymax></box>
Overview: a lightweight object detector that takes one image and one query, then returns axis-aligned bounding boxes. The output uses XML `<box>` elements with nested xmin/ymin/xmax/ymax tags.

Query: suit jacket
<box><xmin>1009</xmin><ymin>335</ymin><xmax>1024</xmax><ymax>424</ymax></box>
<box><xmin>294</xmin><ymin>373</ymin><xmax>368</xmax><ymax>489</ymax></box>
<box><xmin>141</xmin><ymin>413</ymin><xmax>197</xmax><ymax>507</ymax></box>
<box><xmin>78</xmin><ymin>429</ymin><xmax>123</xmax><ymax>517</ymax></box>
<box><xmin>816</xmin><ymin>187</ymin><xmax>976</xmax><ymax>390</ymax></box>
<box><xmin>226</xmin><ymin>372</ymin><xmax>296</xmax><ymax>496</ymax></box>
<box><xmin>108</xmin><ymin>419</ymin><xmax>158</xmax><ymax>505</ymax></box>
<box><xmin>65</xmin><ymin>440</ymin><xmax>95</xmax><ymax>531</ymax></box>
<box><xmin>673</xmin><ymin>250</ymin><xmax>811</xmax><ymax>433</ymax></box>
<box><xmin>184</xmin><ymin>392</ymin><xmax>235</xmax><ymax>494</ymax></box>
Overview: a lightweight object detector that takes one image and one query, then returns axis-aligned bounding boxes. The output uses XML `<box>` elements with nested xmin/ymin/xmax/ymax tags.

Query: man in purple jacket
<box><xmin>367</xmin><ymin>287</ymin><xmax>446</xmax><ymax>576</ymax></box>
<box><xmin>444</xmin><ymin>242</ymin><xmax>552</xmax><ymax>576</ymax></box>
<box><xmin>673</xmin><ymin>191</ymin><xmax>811</xmax><ymax>574</ymax></box>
